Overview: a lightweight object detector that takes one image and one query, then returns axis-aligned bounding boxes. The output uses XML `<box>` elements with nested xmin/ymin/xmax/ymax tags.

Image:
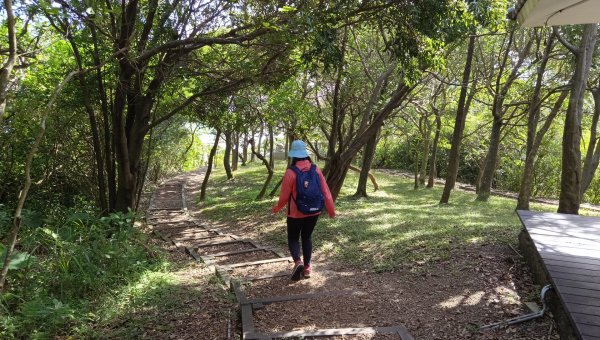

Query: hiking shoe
<box><xmin>291</xmin><ymin>262</ymin><xmax>304</xmax><ymax>281</ymax></box>
<box><xmin>303</xmin><ymin>265</ymin><xmax>311</xmax><ymax>278</ymax></box>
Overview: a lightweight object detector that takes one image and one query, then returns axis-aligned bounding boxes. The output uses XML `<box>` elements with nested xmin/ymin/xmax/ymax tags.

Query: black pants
<box><xmin>287</xmin><ymin>215</ymin><xmax>319</xmax><ymax>266</ymax></box>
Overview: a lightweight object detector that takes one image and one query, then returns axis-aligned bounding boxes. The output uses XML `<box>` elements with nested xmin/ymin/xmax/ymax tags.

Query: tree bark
<box><xmin>91</xmin><ymin>25</ymin><xmax>117</xmax><ymax>212</ymax></box>
<box><xmin>64</xmin><ymin>32</ymin><xmax>108</xmax><ymax>212</ymax></box>
<box><xmin>354</xmin><ymin>131</ymin><xmax>379</xmax><ymax>197</ymax></box>
<box><xmin>250</xmin><ymin>139</ymin><xmax>273</xmax><ymax>200</ymax></box>
<box><xmin>477</xmin><ymin>28</ymin><xmax>531</xmax><ymax>202</ymax></box>
<box><xmin>521</xmin><ymin>91</ymin><xmax>569</xmax><ymax>210</ymax></box>
<box><xmin>440</xmin><ymin>33</ymin><xmax>476</xmax><ymax>204</ymax></box>
<box><xmin>223</xmin><ymin>130</ymin><xmax>233</xmax><ymax>179</ymax></box>
<box><xmin>200</xmin><ymin>129</ymin><xmax>221</xmax><ymax>201</ymax></box>
<box><xmin>516</xmin><ymin>32</ymin><xmax>556</xmax><ymax>210</ymax></box>
<box><xmin>557</xmin><ymin>24</ymin><xmax>598</xmax><ymax>214</ymax></box>
<box><xmin>418</xmin><ymin>121</ymin><xmax>431</xmax><ymax>186</ymax></box>
<box><xmin>241</xmin><ymin>132</ymin><xmax>248</xmax><ymax>165</ymax></box>
<box><xmin>427</xmin><ymin>110</ymin><xmax>442</xmax><ymax>188</ymax></box>
<box><xmin>414</xmin><ymin>144</ymin><xmax>419</xmax><ymax>190</ymax></box>
<box><xmin>581</xmin><ymin>87</ymin><xmax>600</xmax><ymax>199</ymax></box>
<box><xmin>476</xmin><ymin>116</ymin><xmax>502</xmax><ymax>201</ymax></box>
<box><xmin>268</xmin><ymin>126</ymin><xmax>274</xmax><ymax>169</ymax></box>
<box><xmin>0</xmin><ymin>0</ymin><xmax>17</xmax><ymax>124</ymax></box>
<box><xmin>232</xmin><ymin>132</ymin><xmax>239</xmax><ymax>171</ymax></box>
<box><xmin>325</xmin><ymin>82</ymin><xmax>412</xmax><ymax>200</ymax></box>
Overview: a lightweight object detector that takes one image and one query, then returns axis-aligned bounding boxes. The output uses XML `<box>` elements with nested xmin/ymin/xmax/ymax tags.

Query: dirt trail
<box><xmin>146</xmin><ymin>169</ymin><xmax>560</xmax><ymax>340</ymax></box>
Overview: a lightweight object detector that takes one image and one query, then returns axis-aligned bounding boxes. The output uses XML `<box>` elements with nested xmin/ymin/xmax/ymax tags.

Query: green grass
<box><xmin>80</xmin><ymin>263</ymin><xmax>233</xmax><ymax>338</ymax></box>
<box><xmin>198</xmin><ymin>161</ymin><xmax>599</xmax><ymax>272</ymax></box>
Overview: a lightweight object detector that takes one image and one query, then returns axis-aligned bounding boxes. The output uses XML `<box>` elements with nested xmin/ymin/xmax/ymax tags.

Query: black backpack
<box><xmin>289</xmin><ymin>164</ymin><xmax>325</xmax><ymax>214</ymax></box>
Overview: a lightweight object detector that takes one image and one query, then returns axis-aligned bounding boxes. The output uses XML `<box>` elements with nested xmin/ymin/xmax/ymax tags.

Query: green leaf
<box><xmin>0</xmin><ymin>244</ymin><xmax>35</xmax><ymax>270</ymax></box>
<box><xmin>279</xmin><ymin>6</ymin><xmax>296</xmax><ymax>12</ymax></box>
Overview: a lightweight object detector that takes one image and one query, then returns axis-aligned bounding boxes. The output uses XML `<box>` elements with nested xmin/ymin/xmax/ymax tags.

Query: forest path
<box><xmin>146</xmin><ymin>169</ymin><xmax>559</xmax><ymax>340</ymax></box>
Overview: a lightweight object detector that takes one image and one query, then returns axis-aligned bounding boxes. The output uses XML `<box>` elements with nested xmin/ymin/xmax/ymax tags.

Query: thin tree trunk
<box><xmin>520</xmin><ymin>91</ymin><xmax>569</xmax><ymax>210</ymax></box>
<box><xmin>232</xmin><ymin>132</ymin><xmax>239</xmax><ymax>171</ymax></box>
<box><xmin>67</xmin><ymin>37</ymin><xmax>108</xmax><ymax>212</ymax></box>
<box><xmin>517</xmin><ymin>32</ymin><xmax>555</xmax><ymax>210</ymax></box>
<box><xmin>223</xmin><ymin>130</ymin><xmax>233</xmax><ymax>179</ymax></box>
<box><xmin>268</xmin><ymin>126</ymin><xmax>274</xmax><ymax>169</ymax></box>
<box><xmin>440</xmin><ymin>33</ymin><xmax>476</xmax><ymax>204</ymax></box>
<box><xmin>418</xmin><ymin>124</ymin><xmax>431</xmax><ymax>186</ymax></box>
<box><xmin>200</xmin><ymin>129</ymin><xmax>221</xmax><ymax>201</ymax></box>
<box><xmin>0</xmin><ymin>0</ymin><xmax>17</xmax><ymax>124</ymax></box>
<box><xmin>477</xmin><ymin>28</ymin><xmax>531</xmax><ymax>202</ymax></box>
<box><xmin>354</xmin><ymin>131</ymin><xmax>378</xmax><ymax>197</ymax></box>
<box><xmin>0</xmin><ymin>70</ymin><xmax>79</xmax><ymax>290</ymax></box>
<box><xmin>414</xmin><ymin>145</ymin><xmax>419</xmax><ymax>190</ymax></box>
<box><xmin>135</xmin><ymin>126</ymin><xmax>154</xmax><ymax>212</ymax></box>
<box><xmin>91</xmin><ymin>25</ymin><xmax>116</xmax><ymax>212</ymax></box>
<box><xmin>242</xmin><ymin>133</ymin><xmax>248</xmax><ymax>166</ymax></box>
<box><xmin>581</xmin><ymin>87</ymin><xmax>600</xmax><ymax>199</ymax></box>
<box><xmin>325</xmin><ymin>83</ymin><xmax>412</xmax><ymax>199</ymax></box>
<box><xmin>427</xmin><ymin>110</ymin><xmax>442</xmax><ymax>188</ymax></box>
<box><xmin>476</xmin><ymin>116</ymin><xmax>502</xmax><ymax>201</ymax></box>
<box><xmin>557</xmin><ymin>24</ymin><xmax>598</xmax><ymax>214</ymax></box>
<box><xmin>250</xmin><ymin>139</ymin><xmax>273</xmax><ymax>200</ymax></box>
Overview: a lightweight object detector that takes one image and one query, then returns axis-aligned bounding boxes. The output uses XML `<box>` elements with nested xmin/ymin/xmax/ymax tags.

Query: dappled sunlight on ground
<box><xmin>185</xmin><ymin>164</ymin><xmax>560</xmax><ymax>339</ymax></box>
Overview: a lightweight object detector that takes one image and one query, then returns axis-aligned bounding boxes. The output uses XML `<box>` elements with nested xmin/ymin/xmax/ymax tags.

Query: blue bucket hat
<box><xmin>288</xmin><ymin>140</ymin><xmax>309</xmax><ymax>158</ymax></box>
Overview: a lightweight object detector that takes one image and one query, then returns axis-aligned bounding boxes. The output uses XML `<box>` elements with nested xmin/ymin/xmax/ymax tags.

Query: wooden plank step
<box><xmin>245</xmin><ymin>289</ymin><xmax>364</xmax><ymax>307</ymax></box>
<box><xmin>222</xmin><ymin>257</ymin><xmax>291</xmax><ymax>269</ymax></box>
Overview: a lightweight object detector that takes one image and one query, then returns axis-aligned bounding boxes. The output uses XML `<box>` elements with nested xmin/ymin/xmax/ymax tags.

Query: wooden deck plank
<box><xmin>547</xmin><ymin>264</ymin><xmax>600</xmax><ymax>277</ymax></box>
<box><xmin>549</xmin><ymin>270</ymin><xmax>600</xmax><ymax>285</ymax></box>
<box><xmin>517</xmin><ymin>210</ymin><xmax>600</xmax><ymax>340</ymax></box>
<box><xmin>570</xmin><ymin>304</ymin><xmax>600</xmax><ymax>317</ymax></box>
<box><xmin>541</xmin><ymin>252</ymin><xmax>600</xmax><ymax>267</ymax></box>
<box><xmin>554</xmin><ymin>278</ymin><xmax>600</xmax><ymax>292</ymax></box>
<box><xmin>562</xmin><ymin>294</ymin><xmax>600</xmax><ymax>308</ymax></box>
<box><xmin>581</xmin><ymin>324</ymin><xmax>600</xmax><ymax>338</ymax></box>
<box><xmin>558</xmin><ymin>285</ymin><xmax>600</xmax><ymax>299</ymax></box>
<box><xmin>545</xmin><ymin>259</ymin><xmax>600</xmax><ymax>272</ymax></box>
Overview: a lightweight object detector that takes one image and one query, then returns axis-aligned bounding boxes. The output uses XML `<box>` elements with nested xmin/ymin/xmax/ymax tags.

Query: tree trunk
<box><xmin>232</xmin><ymin>132</ymin><xmax>239</xmax><ymax>171</ymax></box>
<box><xmin>242</xmin><ymin>133</ymin><xmax>248</xmax><ymax>165</ymax></box>
<box><xmin>440</xmin><ymin>33</ymin><xmax>476</xmax><ymax>204</ymax></box>
<box><xmin>254</xmin><ymin>128</ymin><xmax>262</xmax><ymax>162</ymax></box>
<box><xmin>414</xmin><ymin>146</ymin><xmax>419</xmax><ymax>190</ymax></box>
<box><xmin>427</xmin><ymin>111</ymin><xmax>442</xmax><ymax>188</ymax></box>
<box><xmin>476</xmin><ymin>115</ymin><xmax>502</xmax><ymax>201</ymax></box>
<box><xmin>0</xmin><ymin>0</ymin><xmax>17</xmax><ymax>124</ymax></box>
<box><xmin>0</xmin><ymin>70</ymin><xmax>79</xmax><ymax>290</ymax></box>
<box><xmin>516</xmin><ymin>32</ymin><xmax>556</xmax><ymax>210</ymax></box>
<box><xmin>223</xmin><ymin>130</ymin><xmax>233</xmax><ymax>179</ymax></box>
<box><xmin>581</xmin><ymin>87</ymin><xmax>600</xmax><ymax>199</ymax></box>
<box><xmin>477</xmin><ymin>28</ymin><xmax>531</xmax><ymax>202</ymax></box>
<box><xmin>135</xmin><ymin>127</ymin><xmax>154</xmax><ymax>212</ymax></box>
<box><xmin>558</xmin><ymin>24</ymin><xmax>598</xmax><ymax>214</ymax></box>
<box><xmin>66</xmin><ymin>36</ymin><xmax>108</xmax><ymax>212</ymax></box>
<box><xmin>354</xmin><ymin>131</ymin><xmax>378</xmax><ymax>197</ymax></box>
<box><xmin>200</xmin><ymin>129</ymin><xmax>221</xmax><ymax>200</ymax></box>
<box><xmin>250</xmin><ymin>140</ymin><xmax>273</xmax><ymax>200</ymax></box>
<box><xmin>325</xmin><ymin>154</ymin><xmax>353</xmax><ymax>200</ymax></box>
<box><xmin>418</xmin><ymin>127</ymin><xmax>431</xmax><ymax>186</ymax></box>
<box><xmin>268</xmin><ymin>126</ymin><xmax>274</xmax><ymax>169</ymax></box>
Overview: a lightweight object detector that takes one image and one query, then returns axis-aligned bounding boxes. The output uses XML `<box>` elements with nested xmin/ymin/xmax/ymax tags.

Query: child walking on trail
<box><xmin>272</xmin><ymin>140</ymin><xmax>336</xmax><ymax>281</ymax></box>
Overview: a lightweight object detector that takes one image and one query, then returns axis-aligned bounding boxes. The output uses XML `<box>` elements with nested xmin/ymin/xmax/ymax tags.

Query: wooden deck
<box><xmin>517</xmin><ymin>210</ymin><xmax>600</xmax><ymax>339</ymax></box>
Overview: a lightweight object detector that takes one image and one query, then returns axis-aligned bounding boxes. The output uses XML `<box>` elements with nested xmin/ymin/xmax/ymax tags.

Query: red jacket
<box><xmin>272</xmin><ymin>160</ymin><xmax>336</xmax><ymax>218</ymax></box>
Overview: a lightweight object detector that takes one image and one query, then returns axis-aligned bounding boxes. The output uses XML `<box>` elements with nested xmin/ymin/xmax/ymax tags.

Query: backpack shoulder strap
<box><xmin>287</xmin><ymin>166</ymin><xmax>299</xmax><ymax>215</ymax></box>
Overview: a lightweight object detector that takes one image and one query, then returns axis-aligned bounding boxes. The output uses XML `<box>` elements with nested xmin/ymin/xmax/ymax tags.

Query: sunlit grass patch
<box><xmin>196</xmin><ymin>161</ymin><xmax>599</xmax><ymax>271</ymax></box>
